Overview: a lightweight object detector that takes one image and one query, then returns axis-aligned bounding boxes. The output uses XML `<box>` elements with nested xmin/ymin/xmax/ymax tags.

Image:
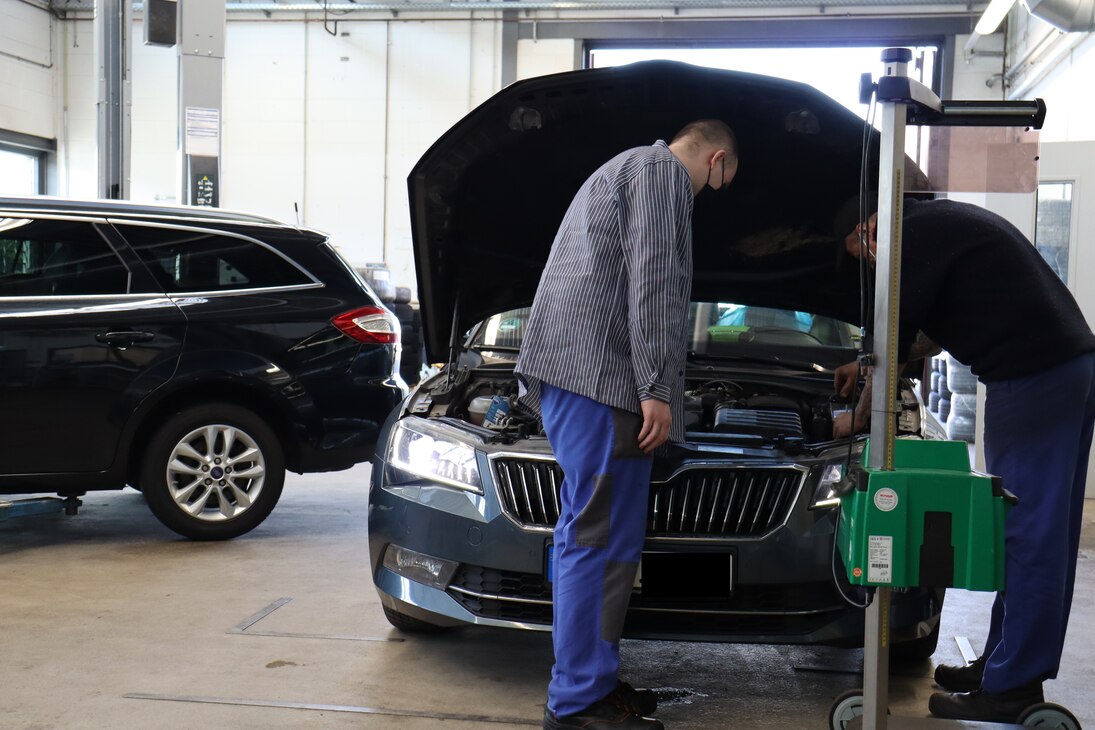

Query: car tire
<box><xmin>890</xmin><ymin>622</ymin><xmax>941</xmax><ymax>664</ymax></box>
<box><xmin>951</xmin><ymin>393</ymin><xmax>977</xmax><ymax>419</ymax></box>
<box><xmin>383</xmin><ymin>606</ymin><xmax>449</xmax><ymax>633</ymax></box>
<box><xmin>394</xmin><ymin>286</ymin><xmax>412</xmax><ymax>304</ymax></box>
<box><xmin>946</xmin><ymin>355</ymin><xmax>977</xmax><ymax>395</ymax></box>
<box><xmin>930</xmin><ymin>371</ymin><xmax>941</xmax><ymax>393</ymax></box>
<box><xmin>141</xmin><ymin>403</ymin><xmax>285</xmax><ymax>540</ymax></box>
<box><xmin>938</xmin><ymin>396</ymin><xmax>951</xmax><ymax>423</ymax></box>
<box><xmin>938</xmin><ymin>374</ymin><xmax>951</xmax><ymax>400</ymax></box>
<box><xmin>392</xmin><ymin>302</ymin><xmax>415</xmax><ymax>326</ymax></box>
<box><xmin>947</xmin><ymin>414</ymin><xmax>976</xmax><ymax>442</ymax></box>
<box><xmin>928</xmin><ymin>392</ymin><xmax>940</xmax><ymax>413</ymax></box>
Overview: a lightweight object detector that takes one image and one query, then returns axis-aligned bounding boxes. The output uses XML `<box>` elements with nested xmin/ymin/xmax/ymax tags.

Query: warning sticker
<box><xmin>874</xmin><ymin>487</ymin><xmax>899</xmax><ymax>512</ymax></box>
<box><xmin>868</xmin><ymin>535</ymin><xmax>893</xmax><ymax>583</ymax></box>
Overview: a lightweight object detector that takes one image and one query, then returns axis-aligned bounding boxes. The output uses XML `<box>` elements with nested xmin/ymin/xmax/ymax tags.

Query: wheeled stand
<box><xmin>826</xmin><ymin>48</ymin><xmax>1080</xmax><ymax>730</ymax></box>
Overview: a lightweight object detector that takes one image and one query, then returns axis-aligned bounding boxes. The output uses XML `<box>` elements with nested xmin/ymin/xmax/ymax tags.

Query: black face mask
<box><xmin>697</xmin><ymin>157</ymin><xmax>726</xmax><ymax>199</ymax></box>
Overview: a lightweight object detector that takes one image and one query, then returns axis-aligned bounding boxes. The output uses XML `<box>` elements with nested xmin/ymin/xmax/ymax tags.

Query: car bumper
<box><xmin>368</xmin><ymin>447</ymin><xmax>941</xmax><ymax>645</ymax></box>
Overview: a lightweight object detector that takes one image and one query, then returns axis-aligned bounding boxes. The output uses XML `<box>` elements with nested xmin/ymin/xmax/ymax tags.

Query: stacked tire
<box><xmin>356</xmin><ymin>265</ymin><xmax>424</xmax><ymax>388</ymax></box>
<box><xmin>390</xmin><ymin>287</ymin><xmax>425</xmax><ymax>387</ymax></box>
<box><xmin>945</xmin><ymin>354</ymin><xmax>977</xmax><ymax>442</ymax></box>
<box><xmin>928</xmin><ymin>359</ymin><xmax>942</xmax><ymax>414</ymax></box>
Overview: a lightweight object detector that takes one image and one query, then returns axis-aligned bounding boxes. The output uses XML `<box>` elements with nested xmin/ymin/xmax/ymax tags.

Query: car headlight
<box><xmin>810</xmin><ymin>463</ymin><xmax>846</xmax><ymax>510</ymax></box>
<box><xmin>387</xmin><ymin>418</ymin><xmax>483</xmax><ymax>493</ymax></box>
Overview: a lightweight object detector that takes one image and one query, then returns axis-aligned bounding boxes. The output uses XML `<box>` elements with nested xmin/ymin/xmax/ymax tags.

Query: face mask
<box><xmin>698</xmin><ymin>157</ymin><xmax>726</xmax><ymax>198</ymax></box>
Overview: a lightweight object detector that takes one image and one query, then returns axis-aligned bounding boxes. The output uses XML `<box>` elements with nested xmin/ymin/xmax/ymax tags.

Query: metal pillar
<box><xmin>861</xmin><ymin>46</ymin><xmax>911</xmax><ymax>730</ymax></box>
<box><xmin>94</xmin><ymin>0</ymin><xmax>132</xmax><ymax>200</ymax></box>
<box><xmin>500</xmin><ymin>7</ymin><xmax>518</xmax><ymax>88</ymax></box>
<box><xmin>177</xmin><ymin>0</ymin><xmax>226</xmax><ymax>207</ymax></box>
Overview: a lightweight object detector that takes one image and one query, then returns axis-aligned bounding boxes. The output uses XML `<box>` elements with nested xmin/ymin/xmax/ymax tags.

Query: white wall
<box><xmin>952</xmin><ymin>33</ymin><xmax>1007</xmax><ymax>100</ymax></box>
<box><xmin>46</xmin><ymin>16</ymin><xmax>578</xmax><ymax>292</ymax></box>
<box><xmin>1022</xmin><ymin>33</ymin><xmax>1095</xmax><ymax>142</ymax></box>
<box><xmin>0</xmin><ymin>0</ymin><xmax>56</xmax><ymax>139</ymax></box>
<box><xmin>1004</xmin><ymin>6</ymin><xmax>1095</xmax><ymax>142</ymax></box>
<box><xmin>56</xmin><ymin>19</ymin><xmax>97</xmax><ymax>198</ymax></box>
<box><xmin>516</xmin><ymin>38</ymin><xmax>580</xmax><ymax>80</ymax></box>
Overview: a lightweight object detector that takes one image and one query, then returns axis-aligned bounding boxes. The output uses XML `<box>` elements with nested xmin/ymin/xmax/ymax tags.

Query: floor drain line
<box><xmin>228</xmin><ymin>597</ymin><xmax>403</xmax><ymax>643</ymax></box>
<box><xmin>124</xmin><ymin>693</ymin><xmax>540</xmax><ymax>726</ymax></box>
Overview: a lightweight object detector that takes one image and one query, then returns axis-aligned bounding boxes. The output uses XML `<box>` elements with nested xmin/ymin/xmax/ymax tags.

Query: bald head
<box><xmin>671</xmin><ymin>119</ymin><xmax>738</xmax><ymax>161</ymax></box>
<box><xmin>668</xmin><ymin>119</ymin><xmax>739</xmax><ymax>196</ymax></box>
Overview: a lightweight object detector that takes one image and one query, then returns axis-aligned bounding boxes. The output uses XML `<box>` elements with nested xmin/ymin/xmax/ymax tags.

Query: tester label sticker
<box><xmin>868</xmin><ymin>535</ymin><xmax>893</xmax><ymax>583</ymax></box>
<box><xmin>873</xmin><ymin>487</ymin><xmax>899</xmax><ymax>512</ymax></box>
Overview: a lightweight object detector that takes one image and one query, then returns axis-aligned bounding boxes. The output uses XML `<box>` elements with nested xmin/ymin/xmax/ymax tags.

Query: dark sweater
<box><xmin>896</xmin><ymin>198</ymin><xmax>1095</xmax><ymax>382</ymax></box>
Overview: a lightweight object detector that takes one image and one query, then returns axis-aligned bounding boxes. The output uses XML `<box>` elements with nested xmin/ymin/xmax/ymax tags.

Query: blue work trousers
<box><xmin>540</xmin><ymin>383</ymin><xmax>652</xmax><ymax>717</ymax></box>
<box><xmin>981</xmin><ymin>351</ymin><xmax>1095</xmax><ymax>692</ymax></box>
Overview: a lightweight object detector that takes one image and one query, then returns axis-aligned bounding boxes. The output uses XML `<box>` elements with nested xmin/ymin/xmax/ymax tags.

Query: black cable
<box><xmin>832</xmin><ymin>505</ymin><xmax>872</xmax><ymax>609</ymax></box>
<box><xmin>844</xmin><ymin>93</ymin><xmax>877</xmax><ymax>476</ymax></box>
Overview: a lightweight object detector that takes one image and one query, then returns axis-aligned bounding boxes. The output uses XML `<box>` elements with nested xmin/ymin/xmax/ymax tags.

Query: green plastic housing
<box><xmin>836</xmin><ymin>439</ymin><xmax>1010</xmax><ymax>591</ymax></box>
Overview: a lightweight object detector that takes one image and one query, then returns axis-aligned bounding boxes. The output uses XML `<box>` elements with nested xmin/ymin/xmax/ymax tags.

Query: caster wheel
<box><xmin>1019</xmin><ymin>702</ymin><xmax>1082</xmax><ymax>729</ymax></box>
<box><xmin>829</xmin><ymin>689</ymin><xmax>864</xmax><ymax>730</ymax></box>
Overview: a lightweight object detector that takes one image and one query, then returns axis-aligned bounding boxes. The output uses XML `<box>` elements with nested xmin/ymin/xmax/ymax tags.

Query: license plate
<box><xmin>638</xmin><ymin>552</ymin><xmax>734</xmax><ymax>599</ymax></box>
<box><xmin>547</xmin><ymin>546</ymin><xmax>733</xmax><ymax>598</ymax></box>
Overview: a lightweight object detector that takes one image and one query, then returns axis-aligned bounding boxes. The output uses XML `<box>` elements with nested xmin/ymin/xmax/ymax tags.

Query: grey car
<box><xmin>368</xmin><ymin>61</ymin><xmax>945</xmax><ymax>657</ymax></box>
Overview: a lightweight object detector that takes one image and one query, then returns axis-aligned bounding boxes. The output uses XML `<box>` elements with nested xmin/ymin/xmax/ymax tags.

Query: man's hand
<box><xmin>833</xmin><ymin>410</ymin><xmax>869</xmax><ymax>439</ymax></box>
<box><xmin>638</xmin><ymin>398</ymin><xmax>671</xmax><ymax>454</ymax></box>
<box><xmin>833</xmin><ymin>361</ymin><xmax>861</xmax><ymax>398</ymax></box>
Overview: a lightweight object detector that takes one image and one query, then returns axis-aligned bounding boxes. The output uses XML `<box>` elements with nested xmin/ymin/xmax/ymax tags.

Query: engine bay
<box><xmin>407</xmin><ymin>366</ymin><xmax>924</xmax><ymax>449</ymax></box>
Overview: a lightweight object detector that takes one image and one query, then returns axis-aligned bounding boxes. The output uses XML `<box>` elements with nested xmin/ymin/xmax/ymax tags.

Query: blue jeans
<box><xmin>540</xmin><ymin>384</ymin><xmax>653</xmax><ymax>717</ymax></box>
<box><xmin>981</xmin><ymin>351</ymin><xmax>1095</xmax><ymax>692</ymax></box>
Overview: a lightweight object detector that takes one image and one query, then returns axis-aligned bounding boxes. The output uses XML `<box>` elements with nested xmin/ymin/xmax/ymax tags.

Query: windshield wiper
<box><xmin>687</xmin><ymin>350</ymin><xmax>830</xmax><ymax>373</ymax></box>
<box><xmin>469</xmin><ymin>344</ymin><xmax>521</xmax><ymax>353</ymax></box>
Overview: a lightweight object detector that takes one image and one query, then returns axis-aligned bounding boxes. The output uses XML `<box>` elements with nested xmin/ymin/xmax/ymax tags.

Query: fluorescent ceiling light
<box><xmin>976</xmin><ymin>0</ymin><xmax>1018</xmax><ymax>34</ymax></box>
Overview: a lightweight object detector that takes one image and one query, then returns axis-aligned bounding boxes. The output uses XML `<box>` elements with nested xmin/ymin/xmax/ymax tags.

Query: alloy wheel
<box><xmin>165</xmin><ymin>424</ymin><xmax>266</xmax><ymax>521</ymax></box>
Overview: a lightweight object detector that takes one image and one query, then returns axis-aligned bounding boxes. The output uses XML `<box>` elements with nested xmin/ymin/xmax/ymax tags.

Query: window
<box><xmin>0</xmin><ymin>219</ymin><xmax>131</xmax><ymax>297</ymax></box>
<box><xmin>1034</xmin><ymin>181</ymin><xmax>1072</xmax><ymax>284</ymax></box>
<box><xmin>0</xmin><ymin>148</ymin><xmax>40</xmax><ymax>196</ymax></box>
<box><xmin>0</xmin><ymin>130</ymin><xmax>55</xmax><ymax>195</ymax></box>
<box><xmin>116</xmin><ymin>225</ymin><xmax>314</xmax><ymax>293</ymax></box>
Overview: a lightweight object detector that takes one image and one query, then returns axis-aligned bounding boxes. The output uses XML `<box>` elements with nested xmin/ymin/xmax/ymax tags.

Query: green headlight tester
<box><xmin>825</xmin><ymin>48</ymin><xmax>1080</xmax><ymax>730</ymax></box>
<box><xmin>837</xmin><ymin>438</ymin><xmax>1013</xmax><ymax>593</ymax></box>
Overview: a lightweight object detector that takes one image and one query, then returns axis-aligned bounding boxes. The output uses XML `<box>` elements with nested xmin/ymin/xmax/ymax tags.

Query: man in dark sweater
<box><xmin>836</xmin><ymin>197</ymin><xmax>1095</xmax><ymax>723</ymax></box>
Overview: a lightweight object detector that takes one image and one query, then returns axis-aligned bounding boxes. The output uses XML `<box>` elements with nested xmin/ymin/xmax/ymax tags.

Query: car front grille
<box><xmin>491</xmin><ymin>459</ymin><xmax>803</xmax><ymax>538</ymax></box>
<box><xmin>446</xmin><ymin>563</ymin><xmax>846</xmax><ymax>632</ymax></box>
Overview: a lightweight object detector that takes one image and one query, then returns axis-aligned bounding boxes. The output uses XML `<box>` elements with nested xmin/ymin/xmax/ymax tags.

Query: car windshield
<box><xmin>469</xmin><ymin>303</ymin><xmax>861</xmax><ymax>360</ymax></box>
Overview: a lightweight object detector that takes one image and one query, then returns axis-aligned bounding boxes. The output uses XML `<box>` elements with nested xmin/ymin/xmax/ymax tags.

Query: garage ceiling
<box><xmin>48</xmin><ymin>0</ymin><xmax>985</xmax><ymax>14</ymax></box>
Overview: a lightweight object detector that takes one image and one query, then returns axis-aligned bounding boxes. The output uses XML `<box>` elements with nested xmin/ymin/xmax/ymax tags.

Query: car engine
<box><xmin>407</xmin><ymin>367</ymin><xmax>924</xmax><ymax>448</ymax></box>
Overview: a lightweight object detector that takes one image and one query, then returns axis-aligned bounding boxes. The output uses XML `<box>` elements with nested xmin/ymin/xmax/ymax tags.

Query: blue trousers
<box><xmin>541</xmin><ymin>384</ymin><xmax>653</xmax><ymax>717</ymax></box>
<box><xmin>981</xmin><ymin>352</ymin><xmax>1095</xmax><ymax>692</ymax></box>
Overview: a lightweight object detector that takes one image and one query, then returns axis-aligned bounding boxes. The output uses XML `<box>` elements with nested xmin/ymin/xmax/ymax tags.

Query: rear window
<box><xmin>0</xmin><ymin>218</ymin><xmax>131</xmax><ymax>297</ymax></box>
<box><xmin>116</xmin><ymin>224</ymin><xmax>314</xmax><ymax>293</ymax></box>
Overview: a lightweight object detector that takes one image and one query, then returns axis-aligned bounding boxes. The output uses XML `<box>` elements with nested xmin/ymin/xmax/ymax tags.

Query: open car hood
<box><xmin>409</xmin><ymin>60</ymin><xmax>921</xmax><ymax>360</ymax></box>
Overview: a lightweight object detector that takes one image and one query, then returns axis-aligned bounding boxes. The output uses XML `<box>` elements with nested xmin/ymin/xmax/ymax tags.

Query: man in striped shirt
<box><xmin>516</xmin><ymin>120</ymin><xmax>738</xmax><ymax>730</ymax></box>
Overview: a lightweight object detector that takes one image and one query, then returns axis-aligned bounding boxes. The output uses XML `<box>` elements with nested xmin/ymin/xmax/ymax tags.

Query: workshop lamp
<box><xmin>976</xmin><ymin>0</ymin><xmax>1018</xmax><ymax>34</ymax></box>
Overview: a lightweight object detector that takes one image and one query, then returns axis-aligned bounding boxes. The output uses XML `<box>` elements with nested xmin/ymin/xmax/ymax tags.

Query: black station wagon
<box><xmin>367</xmin><ymin>62</ymin><xmax>946</xmax><ymax>657</ymax></box>
<box><xmin>0</xmin><ymin>198</ymin><xmax>405</xmax><ymax>539</ymax></box>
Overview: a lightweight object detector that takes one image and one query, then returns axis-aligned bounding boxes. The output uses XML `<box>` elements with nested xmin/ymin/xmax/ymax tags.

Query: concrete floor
<box><xmin>2</xmin><ymin>465</ymin><xmax>1093</xmax><ymax>729</ymax></box>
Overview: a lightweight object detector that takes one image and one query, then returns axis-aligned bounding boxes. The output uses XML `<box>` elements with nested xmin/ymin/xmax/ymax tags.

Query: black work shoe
<box><xmin>928</xmin><ymin>681</ymin><xmax>1044</xmax><ymax>723</ymax></box>
<box><xmin>543</xmin><ymin>694</ymin><xmax>665</xmax><ymax>730</ymax></box>
<box><xmin>615</xmin><ymin>680</ymin><xmax>658</xmax><ymax>716</ymax></box>
<box><xmin>933</xmin><ymin>655</ymin><xmax>986</xmax><ymax>693</ymax></box>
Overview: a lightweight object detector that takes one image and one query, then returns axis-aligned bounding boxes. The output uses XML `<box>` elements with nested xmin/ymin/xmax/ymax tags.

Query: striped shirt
<box><xmin>515</xmin><ymin>140</ymin><xmax>694</xmax><ymax>443</ymax></box>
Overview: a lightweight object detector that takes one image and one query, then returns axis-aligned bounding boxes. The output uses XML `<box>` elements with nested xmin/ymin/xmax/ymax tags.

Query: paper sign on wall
<box><xmin>185</xmin><ymin>106</ymin><xmax>220</xmax><ymax>157</ymax></box>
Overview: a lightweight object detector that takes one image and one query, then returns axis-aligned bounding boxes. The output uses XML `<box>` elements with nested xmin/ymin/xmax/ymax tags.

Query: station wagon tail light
<box><xmin>332</xmin><ymin>306</ymin><xmax>400</xmax><ymax>344</ymax></box>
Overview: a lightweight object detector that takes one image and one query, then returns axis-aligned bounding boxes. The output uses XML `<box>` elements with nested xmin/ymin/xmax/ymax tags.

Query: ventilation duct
<box><xmin>1022</xmin><ymin>0</ymin><xmax>1095</xmax><ymax>31</ymax></box>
